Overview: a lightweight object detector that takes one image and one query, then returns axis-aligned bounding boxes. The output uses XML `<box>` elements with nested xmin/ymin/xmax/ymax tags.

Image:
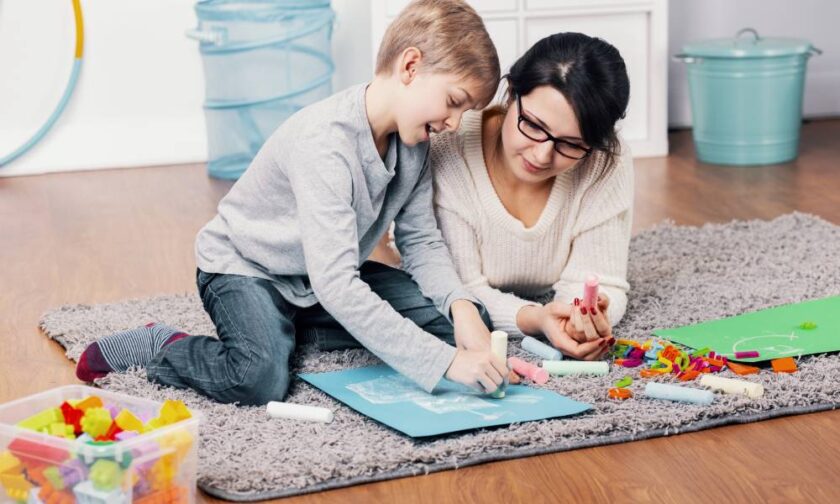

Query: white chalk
<box><xmin>698</xmin><ymin>375</ymin><xmax>764</xmax><ymax>399</ymax></box>
<box><xmin>490</xmin><ymin>330</ymin><xmax>509</xmax><ymax>398</ymax></box>
<box><xmin>522</xmin><ymin>336</ymin><xmax>563</xmax><ymax>361</ymax></box>
<box><xmin>644</xmin><ymin>382</ymin><xmax>714</xmax><ymax>405</ymax></box>
<box><xmin>542</xmin><ymin>360</ymin><xmax>608</xmax><ymax>376</ymax></box>
<box><xmin>266</xmin><ymin>401</ymin><xmax>334</xmax><ymax>423</ymax></box>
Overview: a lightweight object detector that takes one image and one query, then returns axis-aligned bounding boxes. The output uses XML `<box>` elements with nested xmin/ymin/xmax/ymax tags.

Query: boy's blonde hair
<box><xmin>375</xmin><ymin>0</ymin><xmax>500</xmax><ymax>108</ymax></box>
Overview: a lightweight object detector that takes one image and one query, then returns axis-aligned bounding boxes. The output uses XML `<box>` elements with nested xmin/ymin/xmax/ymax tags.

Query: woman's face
<box><xmin>498</xmin><ymin>85</ymin><xmax>590</xmax><ymax>184</ymax></box>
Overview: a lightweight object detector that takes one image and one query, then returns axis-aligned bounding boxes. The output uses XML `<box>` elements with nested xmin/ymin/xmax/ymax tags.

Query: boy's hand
<box><xmin>451</xmin><ymin>299</ymin><xmax>491</xmax><ymax>351</ymax></box>
<box><xmin>445</xmin><ymin>348</ymin><xmax>507</xmax><ymax>393</ymax></box>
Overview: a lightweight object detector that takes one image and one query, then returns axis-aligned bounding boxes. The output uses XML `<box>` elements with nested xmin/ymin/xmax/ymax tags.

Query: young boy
<box><xmin>76</xmin><ymin>0</ymin><xmax>507</xmax><ymax>405</ymax></box>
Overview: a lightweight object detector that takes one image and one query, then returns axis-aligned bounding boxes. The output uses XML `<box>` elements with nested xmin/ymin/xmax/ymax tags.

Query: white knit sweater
<box><xmin>431</xmin><ymin>110</ymin><xmax>633</xmax><ymax>337</ymax></box>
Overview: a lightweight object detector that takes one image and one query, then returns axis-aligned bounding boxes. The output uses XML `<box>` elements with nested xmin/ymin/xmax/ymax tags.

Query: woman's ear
<box><xmin>398</xmin><ymin>47</ymin><xmax>423</xmax><ymax>85</ymax></box>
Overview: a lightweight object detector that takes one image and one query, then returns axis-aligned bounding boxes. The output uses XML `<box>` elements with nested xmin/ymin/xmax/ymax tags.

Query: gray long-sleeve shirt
<box><xmin>195</xmin><ymin>83</ymin><xmax>479</xmax><ymax>392</ymax></box>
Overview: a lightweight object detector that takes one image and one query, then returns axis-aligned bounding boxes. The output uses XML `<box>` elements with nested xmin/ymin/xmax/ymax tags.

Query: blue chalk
<box><xmin>644</xmin><ymin>382</ymin><xmax>714</xmax><ymax>405</ymax></box>
<box><xmin>521</xmin><ymin>336</ymin><xmax>562</xmax><ymax>361</ymax></box>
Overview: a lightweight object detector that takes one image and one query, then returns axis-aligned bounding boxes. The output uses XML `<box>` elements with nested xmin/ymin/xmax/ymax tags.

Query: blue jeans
<box><xmin>146</xmin><ymin>261</ymin><xmax>489</xmax><ymax>406</ymax></box>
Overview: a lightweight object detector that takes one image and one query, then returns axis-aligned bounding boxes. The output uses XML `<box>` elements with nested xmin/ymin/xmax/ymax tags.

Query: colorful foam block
<box><xmin>81</xmin><ymin>408</ymin><xmax>113</xmax><ymax>438</ymax></box>
<box><xmin>17</xmin><ymin>408</ymin><xmax>63</xmax><ymax>433</ymax></box>
<box><xmin>771</xmin><ymin>357</ymin><xmax>798</xmax><ymax>373</ymax></box>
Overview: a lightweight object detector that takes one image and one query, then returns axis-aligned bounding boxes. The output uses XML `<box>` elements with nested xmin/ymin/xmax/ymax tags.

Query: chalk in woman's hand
<box><xmin>266</xmin><ymin>401</ymin><xmax>334</xmax><ymax>423</ymax></box>
<box><xmin>583</xmin><ymin>274</ymin><xmax>599</xmax><ymax>310</ymax></box>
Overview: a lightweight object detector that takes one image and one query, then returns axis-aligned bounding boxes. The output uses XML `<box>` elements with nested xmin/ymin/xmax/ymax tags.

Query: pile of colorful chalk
<box><xmin>0</xmin><ymin>395</ymin><xmax>195</xmax><ymax>504</ymax></box>
<box><xmin>512</xmin><ymin>334</ymin><xmax>799</xmax><ymax>406</ymax></box>
<box><xmin>606</xmin><ymin>338</ymin><xmax>799</xmax><ymax>404</ymax></box>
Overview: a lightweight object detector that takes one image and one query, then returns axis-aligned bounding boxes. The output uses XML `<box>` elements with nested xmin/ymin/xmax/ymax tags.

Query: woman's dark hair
<box><xmin>503</xmin><ymin>32</ymin><xmax>630</xmax><ymax>164</ymax></box>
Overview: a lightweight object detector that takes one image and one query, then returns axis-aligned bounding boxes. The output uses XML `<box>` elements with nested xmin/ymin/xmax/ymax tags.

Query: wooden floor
<box><xmin>2</xmin><ymin>120</ymin><xmax>839</xmax><ymax>503</ymax></box>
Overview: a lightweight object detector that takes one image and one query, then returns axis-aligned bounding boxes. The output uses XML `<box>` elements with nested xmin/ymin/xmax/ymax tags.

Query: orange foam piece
<box><xmin>74</xmin><ymin>396</ymin><xmax>103</xmax><ymax>411</ymax></box>
<box><xmin>727</xmin><ymin>361</ymin><xmax>760</xmax><ymax>376</ymax></box>
<box><xmin>678</xmin><ymin>370</ymin><xmax>700</xmax><ymax>381</ymax></box>
<box><xmin>608</xmin><ymin>388</ymin><xmax>633</xmax><ymax>400</ymax></box>
<box><xmin>640</xmin><ymin>369</ymin><xmax>663</xmax><ymax>378</ymax></box>
<box><xmin>772</xmin><ymin>357</ymin><xmax>798</xmax><ymax>373</ymax></box>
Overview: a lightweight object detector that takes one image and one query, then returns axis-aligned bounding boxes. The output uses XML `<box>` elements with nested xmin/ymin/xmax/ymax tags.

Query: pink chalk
<box><xmin>508</xmin><ymin>357</ymin><xmax>549</xmax><ymax>385</ymax></box>
<box><xmin>734</xmin><ymin>350</ymin><xmax>759</xmax><ymax>359</ymax></box>
<box><xmin>583</xmin><ymin>275</ymin><xmax>599</xmax><ymax>310</ymax></box>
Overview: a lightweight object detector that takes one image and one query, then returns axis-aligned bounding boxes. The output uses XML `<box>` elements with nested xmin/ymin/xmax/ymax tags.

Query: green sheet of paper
<box><xmin>653</xmin><ymin>295</ymin><xmax>840</xmax><ymax>362</ymax></box>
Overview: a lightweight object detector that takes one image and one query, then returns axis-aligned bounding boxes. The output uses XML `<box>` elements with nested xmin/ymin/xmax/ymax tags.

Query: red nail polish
<box><xmin>574</xmin><ymin>298</ymin><xmax>580</xmax><ymax>306</ymax></box>
<box><xmin>581</xmin><ymin>307</ymin><xmax>588</xmax><ymax>315</ymax></box>
<box><xmin>608</xmin><ymin>337</ymin><xmax>615</xmax><ymax>345</ymax></box>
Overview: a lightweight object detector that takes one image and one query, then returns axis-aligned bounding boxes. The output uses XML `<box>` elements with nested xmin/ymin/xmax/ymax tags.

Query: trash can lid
<box><xmin>682</xmin><ymin>28</ymin><xmax>814</xmax><ymax>58</ymax></box>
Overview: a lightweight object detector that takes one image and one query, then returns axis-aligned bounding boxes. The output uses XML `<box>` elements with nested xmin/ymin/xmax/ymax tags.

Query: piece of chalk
<box><xmin>266</xmin><ymin>402</ymin><xmax>334</xmax><ymax>423</ymax></box>
<box><xmin>733</xmin><ymin>350</ymin><xmax>760</xmax><ymax>359</ymax></box>
<box><xmin>699</xmin><ymin>375</ymin><xmax>764</xmax><ymax>399</ymax></box>
<box><xmin>542</xmin><ymin>360</ymin><xmax>609</xmax><ymax>376</ymax></box>
<box><xmin>644</xmin><ymin>382</ymin><xmax>714</xmax><ymax>405</ymax></box>
<box><xmin>490</xmin><ymin>331</ymin><xmax>509</xmax><ymax>398</ymax></box>
<box><xmin>583</xmin><ymin>275</ymin><xmax>599</xmax><ymax>310</ymax></box>
<box><xmin>508</xmin><ymin>356</ymin><xmax>549</xmax><ymax>384</ymax></box>
<box><xmin>522</xmin><ymin>336</ymin><xmax>562</xmax><ymax>361</ymax></box>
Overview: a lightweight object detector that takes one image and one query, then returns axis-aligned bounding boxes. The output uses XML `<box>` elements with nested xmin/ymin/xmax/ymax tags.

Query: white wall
<box><xmin>0</xmin><ymin>0</ymin><xmax>371</xmax><ymax>177</ymax></box>
<box><xmin>669</xmin><ymin>0</ymin><xmax>840</xmax><ymax>128</ymax></box>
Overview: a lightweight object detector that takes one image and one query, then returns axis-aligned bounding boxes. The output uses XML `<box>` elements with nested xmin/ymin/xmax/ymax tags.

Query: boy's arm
<box><xmin>393</xmin><ymin>156</ymin><xmax>485</xmax><ymax>321</ymax></box>
<box><xmin>288</xmin><ymin>151</ymin><xmax>456</xmax><ymax>393</ymax></box>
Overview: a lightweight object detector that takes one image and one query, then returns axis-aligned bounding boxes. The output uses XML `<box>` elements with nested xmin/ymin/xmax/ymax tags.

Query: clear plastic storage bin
<box><xmin>0</xmin><ymin>386</ymin><xmax>200</xmax><ymax>503</ymax></box>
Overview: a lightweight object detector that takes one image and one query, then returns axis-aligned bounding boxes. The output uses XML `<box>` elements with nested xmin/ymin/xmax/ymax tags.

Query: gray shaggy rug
<box><xmin>39</xmin><ymin>213</ymin><xmax>840</xmax><ymax>501</ymax></box>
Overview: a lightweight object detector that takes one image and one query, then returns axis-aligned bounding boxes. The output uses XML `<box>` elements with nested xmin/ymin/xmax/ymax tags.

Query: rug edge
<box><xmin>198</xmin><ymin>401</ymin><xmax>838</xmax><ymax>501</ymax></box>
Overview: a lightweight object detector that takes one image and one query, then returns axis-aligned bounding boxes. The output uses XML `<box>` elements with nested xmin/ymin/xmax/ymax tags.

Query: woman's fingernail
<box><xmin>608</xmin><ymin>337</ymin><xmax>615</xmax><ymax>345</ymax></box>
<box><xmin>581</xmin><ymin>307</ymin><xmax>588</xmax><ymax>315</ymax></box>
<box><xmin>574</xmin><ymin>298</ymin><xmax>580</xmax><ymax>306</ymax></box>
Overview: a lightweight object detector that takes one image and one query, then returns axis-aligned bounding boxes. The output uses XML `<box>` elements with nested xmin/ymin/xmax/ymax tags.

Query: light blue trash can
<box><xmin>675</xmin><ymin>28</ymin><xmax>821</xmax><ymax>166</ymax></box>
<box><xmin>188</xmin><ymin>0</ymin><xmax>335</xmax><ymax>179</ymax></box>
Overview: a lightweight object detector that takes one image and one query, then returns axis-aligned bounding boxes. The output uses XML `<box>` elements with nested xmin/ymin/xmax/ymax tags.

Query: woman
<box><xmin>430</xmin><ymin>32</ymin><xmax>632</xmax><ymax>360</ymax></box>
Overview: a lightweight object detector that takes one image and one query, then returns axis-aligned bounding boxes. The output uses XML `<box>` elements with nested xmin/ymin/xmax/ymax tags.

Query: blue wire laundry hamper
<box><xmin>188</xmin><ymin>0</ymin><xmax>335</xmax><ymax>179</ymax></box>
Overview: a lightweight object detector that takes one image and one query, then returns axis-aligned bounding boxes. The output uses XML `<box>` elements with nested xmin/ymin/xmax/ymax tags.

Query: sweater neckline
<box><xmin>462</xmin><ymin>110</ymin><xmax>570</xmax><ymax>238</ymax></box>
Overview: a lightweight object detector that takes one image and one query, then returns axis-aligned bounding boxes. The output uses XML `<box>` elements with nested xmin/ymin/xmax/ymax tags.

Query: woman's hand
<box><xmin>516</xmin><ymin>303</ymin><xmax>610</xmax><ymax>360</ymax></box>
<box><xmin>566</xmin><ymin>294</ymin><xmax>612</xmax><ymax>343</ymax></box>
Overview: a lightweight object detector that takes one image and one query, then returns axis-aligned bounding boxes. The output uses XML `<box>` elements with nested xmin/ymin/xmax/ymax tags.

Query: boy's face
<box><xmin>396</xmin><ymin>71</ymin><xmax>483</xmax><ymax>146</ymax></box>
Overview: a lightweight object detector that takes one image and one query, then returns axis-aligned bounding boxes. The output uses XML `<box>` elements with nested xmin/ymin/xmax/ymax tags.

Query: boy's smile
<box><xmin>399</xmin><ymin>72</ymin><xmax>484</xmax><ymax>146</ymax></box>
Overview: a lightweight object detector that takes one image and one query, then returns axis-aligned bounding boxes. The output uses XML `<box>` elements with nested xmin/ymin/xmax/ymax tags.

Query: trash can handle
<box><xmin>672</xmin><ymin>54</ymin><xmax>703</xmax><ymax>64</ymax></box>
<box><xmin>186</xmin><ymin>28</ymin><xmax>225</xmax><ymax>45</ymax></box>
<box><xmin>736</xmin><ymin>28</ymin><xmax>761</xmax><ymax>43</ymax></box>
<box><xmin>809</xmin><ymin>46</ymin><xmax>823</xmax><ymax>56</ymax></box>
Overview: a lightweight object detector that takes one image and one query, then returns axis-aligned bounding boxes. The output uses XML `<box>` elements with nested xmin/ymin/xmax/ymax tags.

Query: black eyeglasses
<box><xmin>516</xmin><ymin>94</ymin><xmax>592</xmax><ymax>160</ymax></box>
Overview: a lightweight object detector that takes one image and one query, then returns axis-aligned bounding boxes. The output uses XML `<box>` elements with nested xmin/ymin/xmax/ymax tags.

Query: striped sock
<box><xmin>75</xmin><ymin>323</ymin><xmax>188</xmax><ymax>382</ymax></box>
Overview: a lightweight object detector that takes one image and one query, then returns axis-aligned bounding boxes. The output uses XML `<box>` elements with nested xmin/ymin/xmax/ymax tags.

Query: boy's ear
<box><xmin>398</xmin><ymin>47</ymin><xmax>423</xmax><ymax>85</ymax></box>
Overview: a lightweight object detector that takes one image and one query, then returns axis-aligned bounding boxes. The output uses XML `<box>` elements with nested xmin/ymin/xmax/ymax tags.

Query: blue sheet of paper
<box><xmin>299</xmin><ymin>365</ymin><xmax>592</xmax><ymax>438</ymax></box>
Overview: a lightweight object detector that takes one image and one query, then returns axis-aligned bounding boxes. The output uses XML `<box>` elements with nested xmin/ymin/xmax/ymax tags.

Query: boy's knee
<box><xmin>230</xmin><ymin>358</ymin><xmax>290</xmax><ymax>406</ymax></box>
